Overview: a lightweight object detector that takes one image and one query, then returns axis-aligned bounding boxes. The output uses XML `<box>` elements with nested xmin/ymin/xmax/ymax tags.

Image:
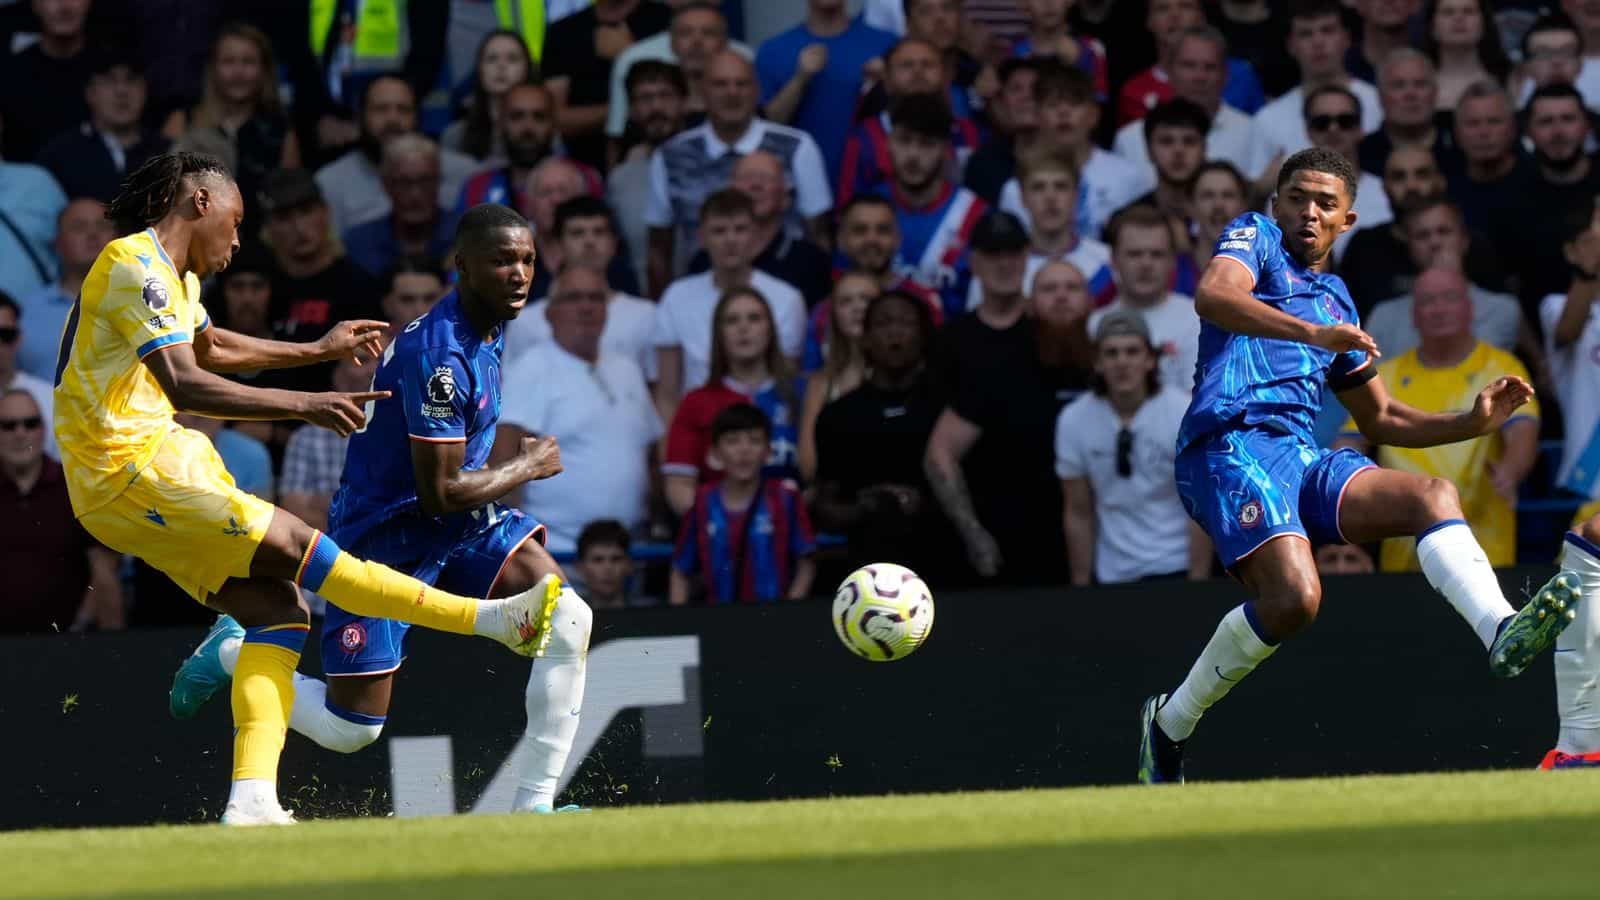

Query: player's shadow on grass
<box><xmin>68</xmin><ymin>814</ymin><xmax>1600</xmax><ymax>900</ymax></box>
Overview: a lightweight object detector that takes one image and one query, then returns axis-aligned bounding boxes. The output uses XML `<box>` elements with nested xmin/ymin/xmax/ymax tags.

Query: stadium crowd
<box><xmin>2</xmin><ymin>0</ymin><xmax>1599</xmax><ymax>630</ymax></box>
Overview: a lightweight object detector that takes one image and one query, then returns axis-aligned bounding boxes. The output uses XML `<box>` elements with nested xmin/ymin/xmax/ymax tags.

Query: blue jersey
<box><xmin>1178</xmin><ymin>212</ymin><xmax>1374</xmax><ymax>450</ymax></box>
<box><xmin>329</xmin><ymin>290</ymin><xmax>505</xmax><ymax>550</ymax></box>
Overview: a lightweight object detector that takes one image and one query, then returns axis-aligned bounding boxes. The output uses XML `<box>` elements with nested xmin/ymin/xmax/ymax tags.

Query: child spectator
<box><xmin>571</xmin><ymin>520</ymin><xmax>638</xmax><ymax>611</ymax></box>
<box><xmin>670</xmin><ymin>403</ymin><xmax>816</xmax><ymax>605</ymax></box>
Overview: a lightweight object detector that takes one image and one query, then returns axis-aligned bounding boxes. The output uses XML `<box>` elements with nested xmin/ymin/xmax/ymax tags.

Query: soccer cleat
<box><xmin>1539</xmin><ymin>749</ymin><xmax>1600</xmax><ymax>770</ymax></box>
<box><xmin>501</xmin><ymin>574</ymin><xmax>563</xmax><ymax>658</ymax></box>
<box><xmin>169</xmin><ymin>614</ymin><xmax>243</xmax><ymax>719</ymax></box>
<box><xmin>1137</xmin><ymin>694</ymin><xmax>1185</xmax><ymax>785</ymax></box>
<box><xmin>1489</xmin><ymin>572</ymin><xmax>1581</xmax><ymax>679</ymax></box>
<box><xmin>219</xmin><ymin>802</ymin><xmax>296</xmax><ymax>826</ymax></box>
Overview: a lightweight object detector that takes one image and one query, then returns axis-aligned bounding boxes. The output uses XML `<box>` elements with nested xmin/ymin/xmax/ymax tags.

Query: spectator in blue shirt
<box><xmin>757</xmin><ymin>0</ymin><xmax>898</xmax><ymax>188</ymax></box>
<box><xmin>16</xmin><ymin>198</ymin><xmax>111</xmax><ymax>381</ymax></box>
<box><xmin>0</xmin><ymin>126</ymin><xmax>66</xmax><ymax>305</ymax></box>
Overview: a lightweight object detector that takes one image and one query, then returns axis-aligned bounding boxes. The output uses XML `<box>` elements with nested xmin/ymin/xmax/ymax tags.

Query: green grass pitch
<box><xmin>7</xmin><ymin>770</ymin><xmax>1600</xmax><ymax>899</ymax></box>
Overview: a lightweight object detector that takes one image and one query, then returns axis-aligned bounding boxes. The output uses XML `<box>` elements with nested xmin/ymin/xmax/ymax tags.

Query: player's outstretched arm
<box><xmin>194</xmin><ymin>320</ymin><xmax>389</xmax><ymax>373</ymax></box>
<box><xmin>413</xmin><ymin>428</ymin><xmax>562</xmax><ymax>516</ymax></box>
<box><xmin>1196</xmin><ymin>258</ymin><xmax>1379</xmax><ymax>356</ymax></box>
<box><xmin>143</xmin><ymin>341</ymin><xmax>386</xmax><ymax>435</ymax></box>
<box><xmin>1339</xmin><ymin>372</ymin><xmax>1535</xmax><ymax>449</ymax></box>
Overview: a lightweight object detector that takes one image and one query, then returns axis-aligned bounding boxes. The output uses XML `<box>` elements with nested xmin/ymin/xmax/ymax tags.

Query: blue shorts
<box><xmin>1175</xmin><ymin>427</ymin><xmax>1376</xmax><ymax>571</ymax></box>
<box><xmin>322</xmin><ymin>505</ymin><xmax>545</xmax><ymax>677</ymax></box>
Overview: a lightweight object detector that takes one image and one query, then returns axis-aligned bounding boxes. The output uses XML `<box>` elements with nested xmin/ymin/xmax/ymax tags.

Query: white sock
<box><xmin>226</xmin><ymin>777</ymin><xmax>278</xmax><ymax>810</ymax></box>
<box><xmin>287</xmin><ymin>674</ymin><xmax>384</xmax><ymax>754</ymax></box>
<box><xmin>473</xmin><ymin>598</ymin><xmax>508</xmax><ymax>641</ymax></box>
<box><xmin>512</xmin><ymin>588</ymin><xmax>592</xmax><ymax>812</ymax></box>
<box><xmin>1416</xmin><ymin>520</ymin><xmax>1515</xmax><ymax>650</ymax></box>
<box><xmin>1557</xmin><ymin>534</ymin><xmax>1600</xmax><ymax>754</ymax></box>
<box><xmin>1156</xmin><ymin>604</ymin><xmax>1278</xmax><ymax>742</ymax></box>
<box><xmin>218</xmin><ymin>635</ymin><xmax>241</xmax><ymax>675</ymax></box>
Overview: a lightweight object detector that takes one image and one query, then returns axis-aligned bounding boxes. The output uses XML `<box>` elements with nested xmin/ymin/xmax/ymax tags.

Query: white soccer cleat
<box><xmin>499</xmin><ymin>573</ymin><xmax>563</xmax><ymax>658</ymax></box>
<box><xmin>219</xmin><ymin>801</ymin><xmax>296</xmax><ymax>826</ymax></box>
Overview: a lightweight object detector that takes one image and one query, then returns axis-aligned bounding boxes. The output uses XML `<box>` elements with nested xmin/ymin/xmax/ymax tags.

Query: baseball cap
<box><xmin>1094</xmin><ymin>309</ymin><xmax>1152</xmax><ymax>345</ymax></box>
<box><xmin>258</xmin><ymin>168</ymin><xmax>323</xmax><ymax>216</ymax></box>
<box><xmin>969</xmin><ymin>211</ymin><xmax>1029</xmax><ymax>255</ymax></box>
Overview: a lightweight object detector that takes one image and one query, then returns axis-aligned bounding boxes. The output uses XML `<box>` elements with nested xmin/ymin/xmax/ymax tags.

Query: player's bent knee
<box><xmin>547</xmin><ymin>588</ymin><xmax>593</xmax><ymax>658</ymax></box>
<box><xmin>1420</xmin><ymin>476</ymin><xmax>1461</xmax><ymax>522</ymax></box>
<box><xmin>324</xmin><ymin>715</ymin><xmax>384</xmax><ymax>754</ymax></box>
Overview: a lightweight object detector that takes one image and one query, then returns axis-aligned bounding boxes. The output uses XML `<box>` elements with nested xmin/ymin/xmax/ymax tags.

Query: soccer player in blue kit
<box><xmin>172</xmin><ymin>204</ymin><xmax>594</xmax><ymax>814</ymax></box>
<box><xmin>1138</xmin><ymin>148</ymin><xmax>1582</xmax><ymax>784</ymax></box>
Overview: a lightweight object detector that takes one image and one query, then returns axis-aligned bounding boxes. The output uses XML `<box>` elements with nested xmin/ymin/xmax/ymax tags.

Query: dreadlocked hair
<box><xmin>106</xmin><ymin>152</ymin><xmax>233</xmax><ymax>236</ymax></box>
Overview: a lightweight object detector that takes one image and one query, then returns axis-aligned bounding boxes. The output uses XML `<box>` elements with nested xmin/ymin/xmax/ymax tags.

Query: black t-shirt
<box><xmin>0</xmin><ymin>44</ymin><xmax>103</xmax><ymax>162</ymax></box>
<box><xmin>1210</xmin><ymin>7</ymin><xmax>1295</xmax><ymax>98</ymax></box>
<box><xmin>1447</xmin><ymin>154</ymin><xmax>1535</xmax><ymax>239</ymax></box>
<box><xmin>1356</xmin><ymin>114</ymin><xmax>1463</xmax><ymax>178</ymax></box>
<box><xmin>1491</xmin><ymin>160</ymin><xmax>1600</xmax><ymax>320</ymax></box>
<box><xmin>814</xmin><ymin>378</ymin><xmax>955</xmax><ymax>575</ymax></box>
<box><xmin>932</xmin><ymin>312</ymin><xmax>1069</xmax><ymax>585</ymax></box>
<box><xmin>543</xmin><ymin>1</ymin><xmax>672</xmax><ymax>170</ymax></box>
<box><xmin>266</xmin><ymin>255</ymin><xmax>382</xmax><ymax>392</ymax></box>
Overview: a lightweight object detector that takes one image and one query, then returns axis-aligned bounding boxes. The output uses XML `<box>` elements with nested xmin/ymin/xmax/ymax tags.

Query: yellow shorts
<box><xmin>78</xmin><ymin>427</ymin><xmax>275</xmax><ymax>602</ymax></box>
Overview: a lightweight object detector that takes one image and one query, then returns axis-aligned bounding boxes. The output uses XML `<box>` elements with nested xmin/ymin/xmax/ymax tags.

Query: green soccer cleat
<box><xmin>170</xmin><ymin>614</ymin><xmax>243</xmax><ymax>719</ymax></box>
<box><xmin>1137</xmin><ymin>694</ymin><xmax>1185</xmax><ymax>785</ymax></box>
<box><xmin>1490</xmin><ymin>572</ymin><xmax>1581</xmax><ymax>679</ymax></box>
<box><xmin>503</xmin><ymin>574</ymin><xmax>564</xmax><ymax>658</ymax></box>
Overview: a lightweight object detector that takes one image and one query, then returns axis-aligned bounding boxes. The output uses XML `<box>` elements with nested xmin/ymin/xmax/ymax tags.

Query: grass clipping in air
<box><xmin>6</xmin><ymin>769</ymin><xmax>1600</xmax><ymax>899</ymax></box>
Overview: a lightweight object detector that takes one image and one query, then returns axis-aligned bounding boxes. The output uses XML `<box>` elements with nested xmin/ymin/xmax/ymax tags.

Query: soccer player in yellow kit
<box><xmin>53</xmin><ymin>152</ymin><xmax>559</xmax><ymax>824</ymax></box>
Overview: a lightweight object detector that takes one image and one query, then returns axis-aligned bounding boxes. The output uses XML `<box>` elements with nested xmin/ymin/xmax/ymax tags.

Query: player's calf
<box><xmin>514</xmin><ymin>586</ymin><xmax>593</xmax><ymax>813</ymax></box>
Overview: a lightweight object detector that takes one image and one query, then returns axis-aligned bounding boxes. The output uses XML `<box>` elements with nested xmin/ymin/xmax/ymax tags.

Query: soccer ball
<box><xmin>831</xmin><ymin>563</ymin><xmax>935</xmax><ymax>662</ymax></box>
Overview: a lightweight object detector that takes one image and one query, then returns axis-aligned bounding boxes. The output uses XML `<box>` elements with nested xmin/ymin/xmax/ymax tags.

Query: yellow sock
<box><xmin>231</xmin><ymin>625</ymin><xmax>306</xmax><ymax>782</ymax></box>
<box><xmin>295</xmin><ymin>531</ymin><xmax>478</xmax><ymax>635</ymax></box>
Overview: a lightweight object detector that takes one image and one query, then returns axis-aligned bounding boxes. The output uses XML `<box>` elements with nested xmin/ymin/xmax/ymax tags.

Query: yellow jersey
<box><xmin>1342</xmin><ymin>341</ymin><xmax>1538</xmax><ymax>572</ymax></box>
<box><xmin>53</xmin><ymin>229</ymin><xmax>209</xmax><ymax>516</ymax></box>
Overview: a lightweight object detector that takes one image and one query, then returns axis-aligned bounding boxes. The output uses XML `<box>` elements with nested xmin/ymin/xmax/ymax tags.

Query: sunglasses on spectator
<box><xmin>1116</xmin><ymin>428</ymin><xmax>1133</xmax><ymax>478</ymax></box>
<box><xmin>0</xmin><ymin>327</ymin><xmax>17</xmax><ymax>344</ymax></box>
<box><xmin>1308</xmin><ymin>113</ymin><xmax>1359</xmax><ymax>132</ymax></box>
<box><xmin>0</xmin><ymin>417</ymin><xmax>42</xmax><ymax>432</ymax></box>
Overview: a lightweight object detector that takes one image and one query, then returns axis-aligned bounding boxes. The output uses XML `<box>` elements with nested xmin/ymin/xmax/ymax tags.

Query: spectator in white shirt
<box><xmin>610</xmin><ymin>60</ymin><xmax>692</xmax><ymax>290</ymax></box>
<box><xmin>1113</xmin><ymin>27</ymin><xmax>1253</xmax><ymax>175</ymax></box>
<box><xmin>644</xmin><ymin>50</ymin><xmax>833</xmax><ymax>297</ymax></box>
<box><xmin>507</xmin><ymin>195</ymin><xmax>659</xmax><ymax>379</ymax></box>
<box><xmin>1246</xmin><ymin>1</ymin><xmax>1382</xmax><ymax>186</ymax></box>
<box><xmin>605</xmin><ymin>2</ymin><xmax>751</xmax><ymax>159</ymax></box>
<box><xmin>1000</xmin><ymin>61</ymin><xmax>1153</xmax><ymax>240</ymax></box>
<box><xmin>653</xmin><ymin>188</ymin><xmax>806</xmax><ymax>423</ymax></box>
<box><xmin>1088</xmin><ymin>205</ymin><xmax>1201</xmax><ymax>391</ymax></box>
<box><xmin>1057</xmin><ymin>309</ymin><xmax>1209</xmax><ymax>585</ymax></box>
<box><xmin>495</xmin><ymin>265</ymin><xmax>664</xmax><ymax>554</ymax></box>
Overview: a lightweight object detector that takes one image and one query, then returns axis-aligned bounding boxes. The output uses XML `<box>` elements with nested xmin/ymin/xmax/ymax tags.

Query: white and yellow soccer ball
<box><xmin>831</xmin><ymin>563</ymin><xmax>935</xmax><ymax>661</ymax></box>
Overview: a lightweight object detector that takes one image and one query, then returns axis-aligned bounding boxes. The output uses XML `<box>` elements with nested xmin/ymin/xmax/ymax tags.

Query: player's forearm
<box><xmin>1195</xmin><ymin>281</ymin><xmax>1318</xmax><ymax>345</ymax></box>
<box><xmin>427</xmin><ymin>458</ymin><xmax>540</xmax><ymax>515</ymax></box>
<box><xmin>1499</xmin><ymin>419</ymin><xmax>1541</xmax><ymax>487</ymax></box>
<box><xmin>199</xmin><ymin>328</ymin><xmax>330</xmax><ymax>373</ymax></box>
<box><xmin>166</xmin><ymin>370</ymin><xmax>312</xmax><ymax>422</ymax></box>
<box><xmin>1367</xmin><ymin>404</ymin><xmax>1484</xmax><ymax>449</ymax></box>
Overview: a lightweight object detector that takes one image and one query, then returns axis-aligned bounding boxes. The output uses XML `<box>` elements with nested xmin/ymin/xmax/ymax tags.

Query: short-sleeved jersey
<box><xmin>54</xmin><ymin>229</ymin><xmax>208</xmax><ymax>515</ymax></box>
<box><xmin>672</xmin><ymin>480</ymin><xmax>815</xmax><ymax>604</ymax></box>
<box><xmin>1178</xmin><ymin>212</ymin><xmax>1375</xmax><ymax>451</ymax></box>
<box><xmin>329</xmin><ymin>290</ymin><xmax>504</xmax><ymax>550</ymax></box>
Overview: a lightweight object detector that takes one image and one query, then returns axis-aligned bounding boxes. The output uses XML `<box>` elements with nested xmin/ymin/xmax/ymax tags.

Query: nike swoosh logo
<box><xmin>1215</xmin><ymin>666</ymin><xmax>1240</xmax><ymax>683</ymax></box>
<box><xmin>569</xmin><ymin>708</ymin><xmax>581</xmax><ymax>716</ymax></box>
